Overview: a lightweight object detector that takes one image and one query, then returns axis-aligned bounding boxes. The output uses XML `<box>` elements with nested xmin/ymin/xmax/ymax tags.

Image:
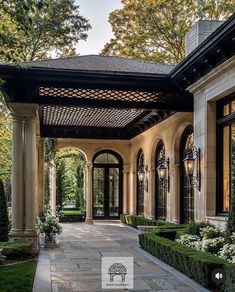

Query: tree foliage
<box><xmin>101</xmin><ymin>0</ymin><xmax>235</xmax><ymax>64</ymax></box>
<box><xmin>0</xmin><ymin>0</ymin><xmax>91</xmax><ymax>62</ymax></box>
<box><xmin>0</xmin><ymin>93</ymin><xmax>12</xmax><ymax>181</ymax></box>
<box><xmin>0</xmin><ymin>179</ymin><xmax>9</xmax><ymax>242</ymax></box>
<box><xmin>55</xmin><ymin>149</ymin><xmax>85</xmax><ymax>210</ymax></box>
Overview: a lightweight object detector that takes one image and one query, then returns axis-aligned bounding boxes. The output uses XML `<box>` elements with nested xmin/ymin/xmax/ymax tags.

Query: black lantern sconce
<box><xmin>156</xmin><ymin>154</ymin><xmax>170</xmax><ymax>192</ymax></box>
<box><xmin>183</xmin><ymin>146</ymin><xmax>201</xmax><ymax>191</ymax></box>
<box><xmin>137</xmin><ymin>165</ymin><xmax>149</xmax><ymax>192</ymax></box>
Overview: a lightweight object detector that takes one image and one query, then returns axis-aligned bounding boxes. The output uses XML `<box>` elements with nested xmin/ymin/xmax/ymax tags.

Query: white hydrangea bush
<box><xmin>218</xmin><ymin>244</ymin><xmax>235</xmax><ymax>263</ymax></box>
<box><xmin>200</xmin><ymin>237</ymin><xmax>225</xmax><ymax>253</ymax></box>
<box><xmin>176</xmin><ymin>226</ymin><xmax>235</xmax><ymax>263</ymax></box>
<box><xmin>176</xmin><ymin>234</ymin><xmax>201</xmax><ymax>250</ymax></box>
<box><xmin>200</xmin><ymin>226</ymin><xmax>223</xmax><ymax>239</ymax></box>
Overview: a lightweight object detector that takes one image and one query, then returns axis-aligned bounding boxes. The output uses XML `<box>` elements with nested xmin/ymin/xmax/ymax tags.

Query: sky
<box><xmin>75</xmin><ymin>0</ymin><xmax>123</xmax><ymax>55</ymax></box>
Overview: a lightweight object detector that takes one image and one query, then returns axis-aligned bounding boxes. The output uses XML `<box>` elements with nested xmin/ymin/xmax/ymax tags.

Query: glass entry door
<box><xmin>93</xmin><ymin>168</ymin><xmax>105</xmax><ymax>217</ymax></box>
<box><xmin>93</xmin><ymin>165</ymin><xmax>122</xmax><ymax>219</ymax></box>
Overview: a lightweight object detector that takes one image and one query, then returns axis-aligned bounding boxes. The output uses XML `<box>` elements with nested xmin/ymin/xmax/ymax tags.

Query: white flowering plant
<box><xmin>36</xmin><ymin>206</ymin><xmax>62</xmax><ymax>241</ymax></box>
<box><xmin>176</xmin><ymin>234</ymin><xmax>201</xmax><ymax>250</ymax></box>
<box><xmin>218</xmin><ymin>244</ymin><xmax>235</xmax><ymax>263</ymax></box>
<box><xmin>176</xmin><ymin>224</ymin><xmax>235</xmax><ymax>263</ymax></box>
<box><xmin>200</xmin><ymin>237</ymin><xmax>225</xmax><ymax>253</ymax></box>
<box><xmin>200</xmin><ymin>226</ymin><xmax>223</xmax><ymax>239</ymax></box>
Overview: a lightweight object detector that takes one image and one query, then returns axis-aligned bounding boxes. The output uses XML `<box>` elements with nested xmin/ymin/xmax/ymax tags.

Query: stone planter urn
<box><xmin>44</xmin><ymin>232</ymin><xmax>58</xmax><ymax>248</ymax></box>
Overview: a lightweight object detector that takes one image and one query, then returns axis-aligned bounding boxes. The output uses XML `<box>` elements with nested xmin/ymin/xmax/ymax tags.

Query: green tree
<box><xmin>101</xmin><ymin>0</ymin><xmax>235</xmax><ymax>64</ymax></box>
<box><xmin>56</xmin><ymin>159</ymin><xmax>66</xmax><ymax>211</ymax></box>
<box><xmin>55</xmin><ymin>149</ymin><xmax>85</xmax><ymax>209</ymax></box>
<box><xmin>0</xmin><ymin>94</ymin><xmax>12</xmax><ymax>181</ymax></box>
<box><xmin>0</xmin><ymin>0</ymin><xmax>91</xmax><ymax>62</ymax></box>
<box><xmin>75</xmin><ymin>162</ymin><xmax>85</xmax><ymax>209</ymax></box>
<box><xmin>0</xmin><ymin>179</ymin><xmax>9</xmax><ymax>241</ymax></box>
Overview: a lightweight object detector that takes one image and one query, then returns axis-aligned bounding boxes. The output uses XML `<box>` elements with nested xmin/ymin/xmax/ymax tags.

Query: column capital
<box><xmin>9</xmin><ymin>103</ymin><xmax>38</xmax><ymax>118</ymax></box>
<box><xmin>86</xmin><ymin>162</ymin><xmax>93</xmax><ymax>170</ymax></box>
<box><xmin>123</xmin><ymin>165</ymin><xmax>130</xmax><ymax>173</ymax></box>
<box><xmin>10</xmin><ymin>112</ymin><xmax>24</xmax><ymax>122</ymax></box>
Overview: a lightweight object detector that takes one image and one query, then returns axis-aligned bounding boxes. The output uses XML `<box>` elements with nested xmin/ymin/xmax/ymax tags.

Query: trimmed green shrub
<box><xmin>139</xmin><ymin>233</ymin><xmax>232</xmax><ymax>289</ymax></box>
<box><xmin>120</xmin><ymin>214</ymin><xmax>174</xmax><ymax>228</ymax></box>
<box><xmin>222</xmin><ymin>264</ymin><xmax>235</xmax><ymax>291</ymax></box>
<box><xmin>186</xmin><ymin>221</ymin><xmax>212</xmax><ymax>236</ymax></box>
<box><xmin>0</xmin><ymin>240</ymin><xmax>33</xmax><ymax>258</ymax></box>
<box><xmin>0</xmin><ymin>179</ymin><xmax>9</xmax><ymax>242</ymax></box>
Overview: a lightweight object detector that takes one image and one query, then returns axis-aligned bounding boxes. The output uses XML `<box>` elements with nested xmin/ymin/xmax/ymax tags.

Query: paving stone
<box><xmin>33</xmin><ymin>222</ymin><xmax>208</xmax><ymax>292</ymax></box>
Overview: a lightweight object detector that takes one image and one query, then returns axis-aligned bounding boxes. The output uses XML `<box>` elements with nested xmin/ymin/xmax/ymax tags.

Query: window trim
<box><xmin>216</xmin><ymin>94</ymin><xmax>235</xmax><ymax>215</ymax></box>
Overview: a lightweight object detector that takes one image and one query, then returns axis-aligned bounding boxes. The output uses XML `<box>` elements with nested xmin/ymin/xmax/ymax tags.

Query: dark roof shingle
<box><xmin>20</xmin><ymin>55</ymin><xmax>175</xmax><ymax>75</ymax></box>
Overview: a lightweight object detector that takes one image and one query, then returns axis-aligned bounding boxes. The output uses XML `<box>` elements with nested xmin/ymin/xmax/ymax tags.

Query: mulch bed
<box><xmin>0</xmin><ymin>254</ymin><xmax>38</xmax><ymax>266</ymax></box>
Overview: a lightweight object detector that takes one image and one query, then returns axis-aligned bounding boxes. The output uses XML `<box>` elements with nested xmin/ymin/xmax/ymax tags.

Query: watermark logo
<box><xmin>102</xmin><ymin>257</ymin><xmax>133</xmax><ymax>289</ymax></box>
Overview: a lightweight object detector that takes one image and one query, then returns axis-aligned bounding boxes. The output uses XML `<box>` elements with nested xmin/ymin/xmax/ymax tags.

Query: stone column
<box><xmin>85</xmin><ymin>162</ymin><xmax>93</xmax><ymax>224</ymax></box>
<box><xmin>9</xmin><ymin>114</ymin><xmax>24</xmax><ymax>236</ymax></box>
<box><xmin>24</xmin><ymin>115</ymin><xmax>37</xmax><ymax>236</ymax></box>
<box><xmin>129</xmin><ymin>170</ymin><xmax>137</xmax><ymax>215</ymax></box>
<box><xmin>123</xmin><ymin>165</ymin><xmax>130</xmax><ymax>214</ymax></box>
<box><xmin>170</xmin><ymin>163</ymin><xmax>180</xmax><ymax>223</ymax></box>
<box><xmin>37</xmin><ymin>138</ymin><xmax>44</xmax><ymax>217</ymax></box>
<box><xmin>49</xmin><ymin>159</ymin><xmax>56</xmax><ymax>215</ymax></box>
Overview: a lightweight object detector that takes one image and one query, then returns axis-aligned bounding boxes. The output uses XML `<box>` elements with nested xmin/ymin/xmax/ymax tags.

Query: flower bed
<box><xmin>139</xmin><ymin>232</ymin><xmax>235</xmax><ymax>290</ymax></box>
<box><xmin>139</xmin><ymin>222</ymin><xmax>235</xmax><ymax>291</ymax></box>
<box><xmin>176</xmin><ymin>225</ymin><xmax>235</xmax><ymax>263</ymax></box>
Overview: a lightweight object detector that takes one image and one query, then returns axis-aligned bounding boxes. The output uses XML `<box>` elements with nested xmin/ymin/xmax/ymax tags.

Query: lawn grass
<box><xmin>62</xmin><ymin>209</ymin><xmax>84</xmax><ymax>216</ymax></box>
<box><xmin>0</xmin><ymin>260</ymin><xmax>37</xmax><ymax>292</ymax></box>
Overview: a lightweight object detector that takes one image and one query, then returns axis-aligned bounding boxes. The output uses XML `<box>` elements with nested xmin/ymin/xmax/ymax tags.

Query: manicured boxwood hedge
<box><xmin>59</xmin><ymin>209</ymin><xmax>85</xmax><ymax>222</ymax></box>
<box><xmin>139</xmin><ymin>233</ymin><xmax>235</xmax><ymax>291</ymax></box>
<box><xmin>120</xmin><ymin>214</ymin><xmax>175</xmax><ymax>228</ymax></box>
<box><xmin>0</xmin><ymin>240</ymin><xmax>33</xmax><ymax>258</ymax></box>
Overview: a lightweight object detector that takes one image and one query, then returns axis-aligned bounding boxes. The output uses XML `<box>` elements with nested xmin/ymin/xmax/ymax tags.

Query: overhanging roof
<box><xmin>0</xmin><ymin>56</ymin><xmax>190</xmax><ymax>139</ymax></box>
<box><xmin>0</xmin><ymin>13</ymin><xmax>234</xmax><ymax>140</ymax></box>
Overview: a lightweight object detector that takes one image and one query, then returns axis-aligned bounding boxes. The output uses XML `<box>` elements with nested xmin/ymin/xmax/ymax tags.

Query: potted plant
<box><xmin>36</xmin><ymin>206</ymin><xmax>62</xmax><ymax>248</ymax></box>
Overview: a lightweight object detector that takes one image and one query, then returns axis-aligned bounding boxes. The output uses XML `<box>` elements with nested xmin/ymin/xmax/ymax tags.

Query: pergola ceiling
<box><xmin>41</xmin><ymin>106</ymin><xmax>145</xmax><ymax>128</ymax></box>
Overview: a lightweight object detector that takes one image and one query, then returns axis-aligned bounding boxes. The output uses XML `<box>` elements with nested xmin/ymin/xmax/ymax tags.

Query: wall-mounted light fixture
<box><xmin>137</xmin><ymin>165</ymin><xmax>149</xmax><ymax>192</ymax></box>
<box><xmin>137</xmin><ymin>166</ymin><xmax>145</xmax><ymax>183</ymax></box>
<box><xmin>156</xmin><ymin>151</ymin><xmax>170</xmax><ymax>192</ymax></box>
<box><xmin>183</xmin><ymin>146</ymin><xmax>200</xmax><ymax>191</ymax></box>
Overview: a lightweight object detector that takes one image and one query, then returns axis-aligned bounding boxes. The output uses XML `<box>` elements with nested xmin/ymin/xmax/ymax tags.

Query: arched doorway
<box><xmin>136</xmin><ymin>149</ymin><xmax>144</xmax><ymax>215</ymax></box>
<box><xmin>180</xmin><ymin>126</ymin><xmax>194</xmax><ymax>223</ymax></box>
<box><xmin>92</xmin><ymin>150</ymin><xmax>123</xmax><ymax>219</ymax></box>
<box><xmin>155</xmin><ymin>141</ymin><xmax>167</xmax><ymax>220</ymax></box>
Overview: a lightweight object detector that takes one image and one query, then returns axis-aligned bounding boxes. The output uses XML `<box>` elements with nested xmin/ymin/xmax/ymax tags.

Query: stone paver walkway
<box><xmin>33</xmin><ymin>222</ymin><xmax>208</xmax><ymax>292</ymax></box>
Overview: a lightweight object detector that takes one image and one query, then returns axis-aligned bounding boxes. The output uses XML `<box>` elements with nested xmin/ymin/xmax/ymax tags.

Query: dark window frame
<box><xmin>136</xmin><ymin>149</ymin><xmax>145</xmax><ymax>216</ymax></box>
<box><xmin>180</xmin><ymin>125</ymin><xmax>194</xmax><ymax>224</ymax></box>
<box><xmin>216</xmin><ymin>94</ymin><xmax>235</xmax><ymax>215</ymax></box>
<box><xmin>155</xmin><ymin>140</ymin><xmax>167</xmax><ymax>220</ymax></box>
<box><xmin>92</xmin><ymin>149</ymin><xmax>123</xmax><ymax>219</ymax></box>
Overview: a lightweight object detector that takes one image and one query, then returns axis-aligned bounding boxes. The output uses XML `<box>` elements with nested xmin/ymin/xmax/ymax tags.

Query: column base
<box><xmin>9</xmin><ymin>232</ymin><xmax>39</xmax><ymax>252</ymax></box>
<box><xmin>9</xmin><ymin>229</ymin><xmax>24</xmax><ymax>236</ymax></box>
<box><xmin>85</xmin><ymin>217</ymin><xmax>94</xmax><ymax>224</ymax></box>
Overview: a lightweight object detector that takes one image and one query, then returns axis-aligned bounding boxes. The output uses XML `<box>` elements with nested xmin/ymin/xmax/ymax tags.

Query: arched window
<box><xmin>180</xmin><ymin>126</ymin><xmax>194</xmax><ymax>223</ymax></box>
<box><xmin>92</xmin><ymin>150</ymin><xmax>123</xmax><ymax>219</ymax></box>
<box><xmin>155</xmin><ymin>141</ymin><xmax>167</xmax><ymax>220</ymax></box>
<box><xmin>94</xmin><ymin>153</ymin><xmax>119</xmax><ymax>164</ymax></box>
<box><xmin>136</xmin><ymin>149</ymin><xmax>144</xmax><ymax>215</ymax></box>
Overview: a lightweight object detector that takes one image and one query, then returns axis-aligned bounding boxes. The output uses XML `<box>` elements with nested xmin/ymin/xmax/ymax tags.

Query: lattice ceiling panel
<box><xmin>40</xmin><ymin>106</ymin><xmax>144</xmax><ymax>128</ymax></box>
<box><xmin>38</xmin><ymin>86</ymin><xmax>163</xmax><ymax>103</ymax></box>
